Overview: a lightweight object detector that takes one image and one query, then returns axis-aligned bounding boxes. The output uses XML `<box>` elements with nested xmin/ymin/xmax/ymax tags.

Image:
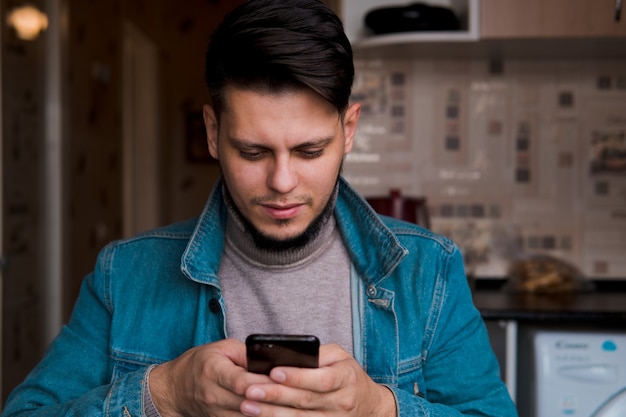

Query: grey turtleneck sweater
<box><xmin>219</xmin><ymin>192</ymin><xmax>354</xmax><ymax>355</ymax></box>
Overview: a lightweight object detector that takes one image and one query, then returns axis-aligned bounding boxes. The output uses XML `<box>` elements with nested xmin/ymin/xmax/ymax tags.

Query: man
<box><xmin>2</xmin><ymin>1</ymin><xmax>517</xmax><ymax>416</ymax></box>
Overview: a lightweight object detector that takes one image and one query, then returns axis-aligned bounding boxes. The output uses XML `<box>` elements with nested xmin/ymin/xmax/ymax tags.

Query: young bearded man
<box><xmin>2</xmin><ymin>1</ymin><xmax>517</xmax><ymax>416</ymax></box>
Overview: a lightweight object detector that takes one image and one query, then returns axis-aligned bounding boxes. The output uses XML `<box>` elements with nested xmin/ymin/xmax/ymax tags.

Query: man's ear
<box><xmin>203</xmin><ymin>104</ymin><xmax>219</xmax><ymax>159</ymax></box>
<box><xmin>342</xmin><ymin>102</ymin><xmax>361</xmax><ymax>155</ymax></box>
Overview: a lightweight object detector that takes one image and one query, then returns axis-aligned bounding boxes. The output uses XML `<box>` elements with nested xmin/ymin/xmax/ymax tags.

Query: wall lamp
<box><xmin>7</xmin><ymin>4</ymin><xmax>49</xmax><ymax>40</ymax></box>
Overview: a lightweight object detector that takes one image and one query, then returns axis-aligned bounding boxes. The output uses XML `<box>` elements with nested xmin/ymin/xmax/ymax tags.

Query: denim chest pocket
<box><xmin>396</xmin><ymin>356</ymin><xmax>427</xmax><ymax>398</ymax></box>
<box><xmin>110</xmin><ymin>350</ymin><xmax>165</xmax><ymax>381</ymax></box>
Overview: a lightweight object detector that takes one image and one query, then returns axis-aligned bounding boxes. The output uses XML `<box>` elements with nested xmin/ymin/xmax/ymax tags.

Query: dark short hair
<box><xmin>205</xmin><ymin>0</ymin><xmax>354</xmax><ymax>117</ymax></box>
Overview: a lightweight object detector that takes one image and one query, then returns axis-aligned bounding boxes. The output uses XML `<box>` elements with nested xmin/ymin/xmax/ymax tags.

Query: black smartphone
<box><xmin>246</xmin><ymin>334</ymin><xmax>320</xmax><ymax>375</ymax></box>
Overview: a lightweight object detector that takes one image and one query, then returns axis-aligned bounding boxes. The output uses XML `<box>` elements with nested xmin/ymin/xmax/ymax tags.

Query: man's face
<box><xmin>203</xmin><ymin>86</ymin><xmax>360</xmax><ymax>243</ymax></box>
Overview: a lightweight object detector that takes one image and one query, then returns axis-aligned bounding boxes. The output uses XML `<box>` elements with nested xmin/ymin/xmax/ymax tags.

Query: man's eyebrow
<box><xmin>228</xmin><ymin>136</ymin><xmax>335</xmax><ymax>149</ymax></box>
<box><xmin>227</xmin><ymin>137</ymin><xmax>261</xmax><ymax>148</ymax></box>
<box><xmin>295</xmin><ymin>137</ymin><xmax>334</xmax><ymax>147</ymax></box>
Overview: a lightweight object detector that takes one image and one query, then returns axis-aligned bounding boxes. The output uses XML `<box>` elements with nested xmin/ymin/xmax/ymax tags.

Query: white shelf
<box><xmin>342</xmin><ymin>0</ymin><xmax>480</xmax><ymax>45</ymax></box>
<box><xmin>355</xmin><ymin>30</ymin><xmax>478</xmax><ymax>48</ymax></box>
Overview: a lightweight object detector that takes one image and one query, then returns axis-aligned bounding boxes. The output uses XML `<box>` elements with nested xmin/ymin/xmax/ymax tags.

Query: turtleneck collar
<box><xmin>222</xmin><ymin>184</ymin><xmax>339</xmax><ymax>268</ymax></box>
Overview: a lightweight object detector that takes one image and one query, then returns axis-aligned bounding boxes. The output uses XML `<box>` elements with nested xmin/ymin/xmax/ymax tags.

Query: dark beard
<box><xmin>225</xmin><ymin>181</ymin><xmax>339</xmax><ymax>252</ymax></box>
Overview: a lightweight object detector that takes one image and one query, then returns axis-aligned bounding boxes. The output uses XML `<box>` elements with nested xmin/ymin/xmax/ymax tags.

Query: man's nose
<box><xmin>267</xmin><ymin>156</ymin><xmax>298</xmax><ymax>194</ymax></box>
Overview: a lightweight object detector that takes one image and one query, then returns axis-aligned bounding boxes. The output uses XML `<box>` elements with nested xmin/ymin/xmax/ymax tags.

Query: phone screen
<box><xmin>246</xmin><ymin>334</ymin><xmax>320</xmax><ymax>375</ymax></box>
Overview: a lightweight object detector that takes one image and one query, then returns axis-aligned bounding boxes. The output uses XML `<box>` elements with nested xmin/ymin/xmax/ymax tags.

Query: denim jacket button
<box><xmin>366</xmin><ymin>285</ymin><xmax>377</xmax><ymax>297</ymax></box>
<box><xmin>209</xmin><ymin>298</ymin><xmax>221</xmax><ymax>314</ymax></box>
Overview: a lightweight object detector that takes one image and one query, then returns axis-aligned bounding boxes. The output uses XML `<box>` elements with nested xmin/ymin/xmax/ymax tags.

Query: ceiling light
<box><xmin>7</xmin><ymin>4</ymin><xmax>49</xmax><ymax>41</ymax></box>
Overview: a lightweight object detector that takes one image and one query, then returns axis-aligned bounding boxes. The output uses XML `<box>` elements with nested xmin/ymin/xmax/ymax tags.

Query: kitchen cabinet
<box><xmin>481</xmin><ymin>0</ymin><xmax>626</xmax><ymax>39</ymax></box>
<box><xmin>343</xmin><ymin>0</ymin><xmax>626</xmax><ymax>59</ymax></box>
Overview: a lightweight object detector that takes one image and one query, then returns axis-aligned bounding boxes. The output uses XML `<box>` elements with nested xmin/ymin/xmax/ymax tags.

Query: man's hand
<box><xmin>149</xmin><ymin>338</ymin><xmax>272</xmax><ymax>417</ymax></box>
<box><xmin>240</xmin><ymin>344</ymin><xmax>397</xmax><ymax>417</ymax></box>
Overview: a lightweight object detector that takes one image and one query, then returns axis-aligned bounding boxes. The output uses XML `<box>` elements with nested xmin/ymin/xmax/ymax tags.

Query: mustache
<box><xmin>251</xmin><ymin>194</ymin><xmax>314</xmax><ymax>206</ymax></box>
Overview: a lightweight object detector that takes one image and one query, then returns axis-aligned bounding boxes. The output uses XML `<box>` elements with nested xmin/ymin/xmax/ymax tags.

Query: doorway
<box><xmin>122</xmin><ymin>22</ymin><xmax>161</xmax><ymax>237</ymax></box>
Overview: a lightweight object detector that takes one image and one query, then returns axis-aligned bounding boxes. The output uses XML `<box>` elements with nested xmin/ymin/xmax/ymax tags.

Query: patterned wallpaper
<box><xmin>345</xmin><ymin>58</ymin><xmax>626</xmax><ymax>280</ymax></box>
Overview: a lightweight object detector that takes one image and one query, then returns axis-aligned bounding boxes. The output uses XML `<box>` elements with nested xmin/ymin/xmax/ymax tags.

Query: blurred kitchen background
<box><xmin>1</xmin><ymin>0</ymin><xmax>626</xmax><ymax>415</ymax></box>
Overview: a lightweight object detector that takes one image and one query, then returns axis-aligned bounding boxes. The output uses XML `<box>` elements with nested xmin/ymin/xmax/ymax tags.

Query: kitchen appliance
<box><xmin>531</xmin><ymin>331</ymin><xmax>626</xmax><ymax>417</ymax></box>
<box><xmin>366</xmin><ymin>189</ymin><xmax>430</xmax><ymax>228</ymax></box>
<box><xmin>364</xmin><ymin>3</ymin><xmax>460</xmax><ymax>35</ymax></box>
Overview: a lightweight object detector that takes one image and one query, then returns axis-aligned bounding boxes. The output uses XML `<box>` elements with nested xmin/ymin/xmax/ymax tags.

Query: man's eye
<box><xmin>240</xmin><ymin>151</ymin><xmax>264</xmax><ymax>160</ymax></box>
<box><xmin>299</xmin><ymin>149</ymin><xmax>323</xmax><ymax>159</ymax></box>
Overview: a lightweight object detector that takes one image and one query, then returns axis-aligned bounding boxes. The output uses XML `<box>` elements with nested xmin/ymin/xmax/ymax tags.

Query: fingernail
<box><xmin>271</xmin><ymin>369</ymin><xmax>286</xmax><ymax>382</ymax></box>
<box><xmin>247</xmin><ymin>386</ymin><xmax>266</xmax><ymax>400</ymax></box>
<box><xmin>241</xmin><ymin>402</ymin><xmax>261</xmax><ymax>416</ymax></box>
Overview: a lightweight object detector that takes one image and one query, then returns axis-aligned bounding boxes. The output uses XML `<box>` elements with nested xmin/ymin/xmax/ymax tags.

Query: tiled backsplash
<box><xmin>345</xmin><ymin>58</ymin><xmax>626</xmax><ymax>279</ymax></box>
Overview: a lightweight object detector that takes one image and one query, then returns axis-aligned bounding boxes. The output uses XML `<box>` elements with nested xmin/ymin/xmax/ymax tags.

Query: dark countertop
<box><xmin>472</xmin><ymin>279</ymin><xmax>626</xmax><ymax>325</ymax></box>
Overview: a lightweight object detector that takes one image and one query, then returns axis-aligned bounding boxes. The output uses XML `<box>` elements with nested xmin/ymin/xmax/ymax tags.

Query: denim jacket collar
<box><xmin>181</xmin><ymin>177</ymin><xmax>408</xmax><ymax>288</ymax></box>
<box><xmin>334</xmin><ymin>178</ymin><xmax>408</xmax><ymax>286</ymax></box>
<box><xmin>180</xmin><ymin>181</ymin><xmax>228</xmax><ymax>287</ymax></box>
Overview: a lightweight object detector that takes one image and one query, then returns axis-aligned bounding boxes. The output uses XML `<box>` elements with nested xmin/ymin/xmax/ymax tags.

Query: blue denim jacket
<box><xmin>2</xmin><ymin>178</ymin><xmax>517</xmax><ymax>417</ymax></box>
